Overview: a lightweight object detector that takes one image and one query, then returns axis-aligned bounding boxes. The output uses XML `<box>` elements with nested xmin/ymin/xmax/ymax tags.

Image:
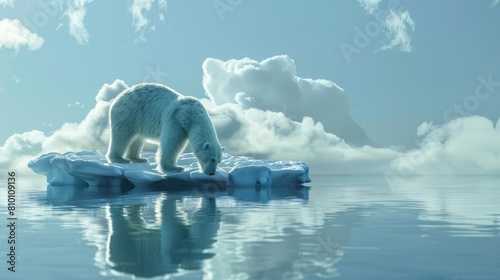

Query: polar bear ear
<box><xmin>203</xmin><ymin>142</ymin><xmax>211</xmax><ymax>150</ymax></box>
<box><xmin>221</xmin><ymin>147</ymin><xmax>226</xmax><ymax>151</ymax></box>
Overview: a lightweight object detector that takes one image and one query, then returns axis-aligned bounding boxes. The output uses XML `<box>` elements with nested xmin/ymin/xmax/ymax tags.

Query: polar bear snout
<box><xmin>201</xmin><ymin>167</ymin><xmax>216</xmax><ymax>176</ymax></box>
<box><xmin>196</xmin><ymin>143</ymin><xmax>222</xmax><ymax>176</ymax></box>
<box><xmin>200</xmin><ymin>158</ymin><xmax>219</xmax><ymax>176</ymax></box>
<box><xmin>203</xmin><ymin>162</ymin><xmax>217</xmax><ymax>176</ymax></box>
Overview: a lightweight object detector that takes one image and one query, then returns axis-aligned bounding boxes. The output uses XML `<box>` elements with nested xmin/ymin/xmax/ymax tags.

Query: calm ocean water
<box><xmin>0</xmin><ymin>175</ymin><xmax>499</xmax><ymax>280</ymax></box>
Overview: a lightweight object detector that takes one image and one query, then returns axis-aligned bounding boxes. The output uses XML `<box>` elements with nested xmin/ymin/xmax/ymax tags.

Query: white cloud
<box><xmin>357</xmin><ymin>0</ymin><xmax>382</xmax><ymax>14</ymax></box>
<box><xmin>388</xmin><ymin>116</ymin><xmax>500</xmax><ymax>176</ymax></box>
<box><xmin>358</xmin><ymin>0</ymin><xmax>415</xmax><ymax>53</ymax></box>
<box><xmin>204</xmin><ymin>102</ymin><xmax>400</xmax><ymax>175</ymax></box>
<box><xmin>0</xmin><ymin>130</ymin><xmax>47</xmax><ymax>172</ymax></box>
<box><xmin>157</xmin><ymin>0</ymin><xmax>168</xmax><ymax>21</ymax></box>
<box><xmin>202</xmin><ymin>56</ymin><xmax>499</xmax><ymax>176</ymax></box>
<box><xmin>0</xmin><ymin>19</ymin><xmax>44</xmax><ymax>52</ymax></box>
<box><xmin>67</xmin><ymin>101</ymin><xmax>85</xmax><ymax>108</ymax></box>
<box><xmin>203</xmin><ymin>104</ymin><xmax>500</xmax><ymax>177</ymax></box>
<box><xmin>64</xmin><ymin>0</ymin><xmax>92</xmax><ymax>44</ymax></box>
<box><xmin>0</xmin><ymin>57</ymin><xmax>499</xmax><ymax>177</ymax></box>
<box><xmin>492</xmin><ymin>0</ymin><xmax>499</xmax><ymax>7</ymax></box>
<box><xmin>130</xmin><ymin>0</ymin><xmax>153</xmax><ymax>32</ymax></box>
<box><xmin>0</xmin><ymin>0</ymin><xmax>13</xmax><ymax>9</ymax></box>
<box><xmin>202</xmin><ymin>56</ymin><xmax>371</xmax><ymax>146</ymax></box>
<box><xmin>378</xmin><ymin>10</ymin><xmax>415</xmax><ymax>52</ymax></box>
<box><xmin>129</xmin><ymin>0</ymin><xmax>168</xmax><ymax>41</ymax></box>
<box><xmin>54</xmin><ymin>0</ymin><xmax>166</xmax><ymax>43</ymax></box>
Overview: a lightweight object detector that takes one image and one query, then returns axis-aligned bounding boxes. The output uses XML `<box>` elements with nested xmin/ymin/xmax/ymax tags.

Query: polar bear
<box><xmin>106</xmin><ymin>83</ymin><xmax>223</xmax><ymax>175</ymax></box>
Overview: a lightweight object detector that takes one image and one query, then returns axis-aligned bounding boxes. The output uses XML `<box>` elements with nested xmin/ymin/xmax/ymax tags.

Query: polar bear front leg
<box><xmin>124</xmin><ymin>137</ymin><xmax>148</xmax><ymax>163</ymax></box>
<box><xmin>157</xmin><ymin>126</ymin><xmax>188</xmax><ymax>174</ymax></box>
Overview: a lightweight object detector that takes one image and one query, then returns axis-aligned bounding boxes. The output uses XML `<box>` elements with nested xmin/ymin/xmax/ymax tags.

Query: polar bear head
<box><xmin>195</xmin><ymin>142</ymin><xmax>224</xmax><ymax>175</ymax></box>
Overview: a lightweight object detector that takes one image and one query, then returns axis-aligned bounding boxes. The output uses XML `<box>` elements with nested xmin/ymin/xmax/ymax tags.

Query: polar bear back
<box><xmin>110</xmin><ymin>83</ymin><xmax>185</xmax><ymax>138</ymax></box>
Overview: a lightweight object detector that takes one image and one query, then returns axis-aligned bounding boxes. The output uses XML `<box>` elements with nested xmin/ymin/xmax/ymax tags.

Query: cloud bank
<box><xmin>202</xmin><ymin>56</ymin><xmax>371</xmax><ymax>146</ymax></box>
<box><xmin>0</xmin><ymin>19</ymin><xmax>44</xmax><ymax>52</ymax></box>
<box><xmin>1</xmin><ymin>56</ymin><xmax>499</xmax><ymax>178</ymax></box>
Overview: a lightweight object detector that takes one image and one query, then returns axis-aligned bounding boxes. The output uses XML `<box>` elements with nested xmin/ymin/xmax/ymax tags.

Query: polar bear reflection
<box><xmin>105</xmin><ymin>196</ymin><xmax>220</xmax><ymax>277</ymax></box>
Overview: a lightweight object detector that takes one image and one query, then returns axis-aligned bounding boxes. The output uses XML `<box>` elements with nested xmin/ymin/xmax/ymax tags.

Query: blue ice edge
<box><xmin>28</xmin><ymin>151</ymin><xmax>311</xmax><ymax>199</ymax></box>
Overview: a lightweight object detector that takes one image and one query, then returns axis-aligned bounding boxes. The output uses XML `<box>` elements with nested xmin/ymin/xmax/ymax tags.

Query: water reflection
<box><xmin>20</xmin><ymin>176</ymin><xmax>499</xmax><ymax>279</ymax></box>
<box><xmin>43</xmin><ymin>182</ymin><xmax>343</xmax><ymax>279</ymax></box>
<box><xmin>389</xmin><ymin>176</ymin><xmax>500</xmax><ymax>237</ymax></box>
<box><xmin>206</xmin><ymin>210</ymin><xmax>349</xmax><ymax>280</ymax></box>
<box><xmin>105</xmin><ymin>196</ymin><xmax>220</xmax><ymax>277</ymax></box>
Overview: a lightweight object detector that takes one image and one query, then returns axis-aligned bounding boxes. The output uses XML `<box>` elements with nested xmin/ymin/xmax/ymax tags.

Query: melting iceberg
<box><xmin>28</xmin><ymin>151</ymin><xmax>310</xmax><ymax>199</ymax></box>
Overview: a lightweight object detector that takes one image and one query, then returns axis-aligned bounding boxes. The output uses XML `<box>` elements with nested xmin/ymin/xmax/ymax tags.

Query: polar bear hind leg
<box><xmin>157</xmin><ymin>123</ymin><xmax>188</xmax><ymax>174</ymax></box>
<box><xmin>107</xmin><ymin>126</ymin><xmax>133</xmax><ymax>163</ymax></box>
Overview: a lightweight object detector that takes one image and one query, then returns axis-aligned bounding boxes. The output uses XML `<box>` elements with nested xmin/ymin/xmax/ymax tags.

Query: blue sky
<box><xmin>0</xmin><ymin>0</ymin><xmax>499</xmax><ymax>150</ymax></box>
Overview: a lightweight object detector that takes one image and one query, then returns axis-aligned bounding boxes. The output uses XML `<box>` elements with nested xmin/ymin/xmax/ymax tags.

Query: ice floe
<box><xmin>28</xmin><ymin>151</ymin><xmax>310</xmax><ymax>198</ymax></box>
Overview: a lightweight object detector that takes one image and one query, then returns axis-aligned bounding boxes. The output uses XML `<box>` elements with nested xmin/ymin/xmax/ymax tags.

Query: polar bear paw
<box><xmin>128</xmin><ymin>157</ymin><xmax>148</xmax><ymax>163</ymax></box>
<box><xmin>162</xmin><ymin>166</ymin><xmax>185</xmax><ymax>174</ymax></box>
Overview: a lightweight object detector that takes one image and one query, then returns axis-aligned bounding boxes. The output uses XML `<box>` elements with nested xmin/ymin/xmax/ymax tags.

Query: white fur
<box><xmin>106</xmin><ymin>83</ymin><xmax>223</xmax><ymax>175</ymax></box>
